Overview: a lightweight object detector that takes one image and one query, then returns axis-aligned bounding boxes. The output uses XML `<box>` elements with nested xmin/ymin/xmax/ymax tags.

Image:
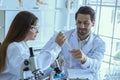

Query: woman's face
<box><xmin>25</xmin><ymin>20</ymin><xmax>39</xmax><ymax>41</ymax></box>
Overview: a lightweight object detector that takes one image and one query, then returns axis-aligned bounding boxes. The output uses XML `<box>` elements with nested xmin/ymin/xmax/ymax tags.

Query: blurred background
<box><xmin>0</xmin><ymin>0</ymin><xmax>120</xmax><ymax>79</ymax></box>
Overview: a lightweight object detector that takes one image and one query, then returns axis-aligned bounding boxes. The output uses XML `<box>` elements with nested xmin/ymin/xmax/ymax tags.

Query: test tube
<box><xmin>56</xmin><ymin>31</ymin><xmax>73</xmax><ymax>68</ymax></box>
<box><xmin>64</xmin><ymin>40</ymin><xmax>73</xmax><ymax>68</ymax></box>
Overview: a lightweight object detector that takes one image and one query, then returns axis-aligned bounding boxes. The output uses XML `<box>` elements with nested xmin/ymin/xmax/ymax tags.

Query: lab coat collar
<box><xmin>19</xmin><ymin>41</ymin><xmax>29</xmax><ymax>54</ymax></box>
<box><xmin>81</xmin><ymin>33</ymin><xmax>94</xmax><ymax>55</ymax></box>
<box><xmin>77</xmin><ymin>34</ymin><xmax>90</xmax><ymax>45</ymax></box>
<box><xmin>21</xmin><ymin>41</ymin><xmax>29</xmax><ymax>49</ymax></box>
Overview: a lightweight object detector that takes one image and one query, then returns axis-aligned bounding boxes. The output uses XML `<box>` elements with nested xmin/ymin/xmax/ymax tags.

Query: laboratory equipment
<box><xmin>20</xmin><ymin>47</ymin><xmax>44</xmax><ymax>80</ymax></box>
<box><xmin>50</xmin><ymin>59</ymin><xmax>66</xmax><ymax>80</ymax></box>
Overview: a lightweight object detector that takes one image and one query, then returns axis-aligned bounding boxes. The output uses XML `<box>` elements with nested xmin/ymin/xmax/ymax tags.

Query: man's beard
<box><xmin>77</xmin><ymin>28</ymin><xmax>87</xmax><ymax>36</ymax></box>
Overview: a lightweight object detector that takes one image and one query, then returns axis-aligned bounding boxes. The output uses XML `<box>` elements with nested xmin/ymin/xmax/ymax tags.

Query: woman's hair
<box><xmin>0</xmin><ymin>11</ymin><xmax>38</xmax><ymax>72</ymax></box>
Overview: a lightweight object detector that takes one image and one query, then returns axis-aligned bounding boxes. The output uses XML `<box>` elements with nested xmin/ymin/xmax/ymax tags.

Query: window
<box><xmin>78</xmin><ymin>0</ymin><xmax>120</xmax><ymax>79</ymax></box>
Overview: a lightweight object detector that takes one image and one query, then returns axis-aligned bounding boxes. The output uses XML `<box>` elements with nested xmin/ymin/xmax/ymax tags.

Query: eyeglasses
<box><xmin>31</xmin><ymin>25</ymin><xmax>39</xmax><ymax>30</ymax></box>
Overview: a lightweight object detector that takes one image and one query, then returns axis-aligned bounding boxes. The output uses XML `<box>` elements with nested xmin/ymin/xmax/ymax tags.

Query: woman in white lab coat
<box><xmin>0</xmin><ymin>11</ymin><xmax>66</xmax><ymax>80</ymax></box>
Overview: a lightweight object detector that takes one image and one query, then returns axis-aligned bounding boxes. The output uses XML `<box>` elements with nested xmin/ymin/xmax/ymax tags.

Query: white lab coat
<box><xmin>64</xmin><ymin>29</ymin><xmax>105</xmax><ymax>80</ymax></box>
<box><xmin>45</xmin><ymin>29</ymin><xmax>105</xmax><ymax>80</ymax></box>
<box><xmin>0</xmin><ymin>41</ymin><xmax>61</xmax><ymax>80</ymax></box>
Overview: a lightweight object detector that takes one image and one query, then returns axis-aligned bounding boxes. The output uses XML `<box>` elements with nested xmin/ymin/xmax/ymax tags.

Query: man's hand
<box><xmin>70</xmin><ymin>49</ymin><xmax>87</xmax><ymax>64</ymax></box>
<box><xmin>55</xmin><ymin>32</ymin><xmax>66</xmax><ymax>47</ymax></box>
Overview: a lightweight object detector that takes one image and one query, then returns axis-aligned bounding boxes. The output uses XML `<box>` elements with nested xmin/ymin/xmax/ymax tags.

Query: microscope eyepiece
<box><xmin>29</xmin><ymin>47</ymin><xmax>34</xmax><ymax>57</ymax></box>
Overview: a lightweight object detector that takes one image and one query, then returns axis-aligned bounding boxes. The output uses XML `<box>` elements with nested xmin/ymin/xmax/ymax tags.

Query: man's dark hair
<box><xmin>75</xmin><ymin>6</ymin><xmax>95</xmax><ymax>21</ymax></box>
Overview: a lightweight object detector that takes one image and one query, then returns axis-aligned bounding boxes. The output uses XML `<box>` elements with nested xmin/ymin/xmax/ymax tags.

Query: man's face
<box><xmin>76</xmin><ymin>13</ymin><xmax>95</xmax><ymax>40</ymax></box>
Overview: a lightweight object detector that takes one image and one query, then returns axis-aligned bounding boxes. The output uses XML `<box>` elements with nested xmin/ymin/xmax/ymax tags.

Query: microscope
<box><xmin>20</xmin><ymin>47</ymin><xmax>44</xmax><ymax>80</ymax></box>
<box><xmin>50</xmin><ymin>58</ymin><xmax>66</xmax><ymax>80</ymax></box>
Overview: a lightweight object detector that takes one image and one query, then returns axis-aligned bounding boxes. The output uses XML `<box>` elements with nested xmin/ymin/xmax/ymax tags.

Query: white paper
<box><xmin>67</xmin><ymin>69</ymin><xmax>93</xmax><ymax>80</ymax></box>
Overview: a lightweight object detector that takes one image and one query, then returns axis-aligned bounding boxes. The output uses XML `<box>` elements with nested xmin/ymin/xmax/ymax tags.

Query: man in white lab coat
<box><xmin>45</xmin><ymin>6</ymin><xmax>105</xmax><ymax>80</ymax></box>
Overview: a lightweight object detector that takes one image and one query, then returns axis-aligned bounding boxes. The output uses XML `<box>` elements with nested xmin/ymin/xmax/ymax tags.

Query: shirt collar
<box><xmin>78</xmin><ymin>34</ymin><xmax>90</xmax><ymax>43</ymax></box>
